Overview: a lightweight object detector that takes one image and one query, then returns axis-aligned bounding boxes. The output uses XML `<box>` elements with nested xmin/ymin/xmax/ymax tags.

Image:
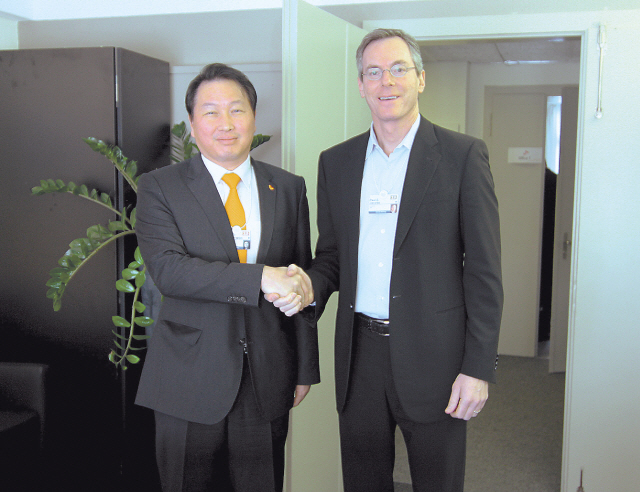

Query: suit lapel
<box><xmin>184</xmin><ymin>155</ymin><xmax>239</xmax><ymax>262</ymax></box>
<box><xmin>252</xmin><ymin>159</ymin><xmax>276</xmax><ymax>265</ymax></box>
<box><xmin>343</xmin><ymin>132</ymin><xmax>369</xmax><ymax>277</ymax></box>
<box><xmin>393</xmin><ymin>117</ymin><xmax>441</xmax><ymax>256</ymax></box>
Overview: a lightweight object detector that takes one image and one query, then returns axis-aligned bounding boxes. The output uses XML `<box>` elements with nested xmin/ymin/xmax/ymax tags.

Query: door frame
<box><xmin>366</xmin><ymin>16</ymin><xmax>591</xmax><ymax>492</ymax></box>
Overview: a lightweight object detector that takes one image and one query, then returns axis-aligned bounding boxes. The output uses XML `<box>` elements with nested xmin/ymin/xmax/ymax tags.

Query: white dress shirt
<box><xmin>201</xmin><ymin>155</ymin><xmax>262</xmax><ymax>264</ymax></box>
<box><xmin>354</xmin><ymin>116</ymin><xmax>421</xmax><ymax>319</ymax></box>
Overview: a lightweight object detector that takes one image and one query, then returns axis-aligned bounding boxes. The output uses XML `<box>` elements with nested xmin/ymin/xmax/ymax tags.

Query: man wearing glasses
<box><xmin>281</xmin><ymin>28</ymin><xmax>503</xmax><ymax>491</ymax></box>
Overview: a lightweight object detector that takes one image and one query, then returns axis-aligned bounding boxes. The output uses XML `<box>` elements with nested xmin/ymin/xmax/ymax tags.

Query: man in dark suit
<box><xmin>275</xmin><ymin>28</ymin><xmax>502</xmax><ymax>491</ymax></box>
<box><xmin>135</xmin><ymin>63</ymin><xmax>319</xmax><ymax>492</ymax></box>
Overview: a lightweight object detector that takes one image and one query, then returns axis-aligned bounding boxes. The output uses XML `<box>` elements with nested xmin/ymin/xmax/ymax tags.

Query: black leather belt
<box><xmin>355</xmin><ymin>312</ymin><xmax>390</xmax><ymax>336</ymax></box>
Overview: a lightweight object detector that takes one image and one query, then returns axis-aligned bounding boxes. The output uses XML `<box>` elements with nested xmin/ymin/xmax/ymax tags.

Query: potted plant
<box><xmin>32</xmin><ymin>123</ymin><xmax>270</xmax><ymax>369</ymax></box>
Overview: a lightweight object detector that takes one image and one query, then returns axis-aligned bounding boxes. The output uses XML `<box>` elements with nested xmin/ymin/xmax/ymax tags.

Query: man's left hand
<box><xmin>444</xmin><ymin>374</ymin><xmax>488</xmax><ymax>420</ymax></box>
<box><xmin>293</xmin><ymin>384</ymin><xmax>311</xmax><ymax>407</ymax></box>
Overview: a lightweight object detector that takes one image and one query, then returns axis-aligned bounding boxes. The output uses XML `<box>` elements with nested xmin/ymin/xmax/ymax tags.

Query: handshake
<box><xmin>261</xmin><ymin>264</ymin><xmax>313</xmax><ymax>317</ymax></box>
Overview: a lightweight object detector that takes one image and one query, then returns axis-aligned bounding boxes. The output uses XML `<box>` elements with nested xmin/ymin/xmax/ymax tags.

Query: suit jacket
<box><xmin>308</xmin><ymin>116</ymin><xmax>503</xmax><ymax>423</ymax></box>
<box><xmin>134</xmin><ymin>155</ymin><xmax>320</xmax><ymax>425</ymax></box>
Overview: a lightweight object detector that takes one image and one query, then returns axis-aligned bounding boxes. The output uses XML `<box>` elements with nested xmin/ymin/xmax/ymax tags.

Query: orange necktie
<box><xmin>221</xmin><ymin>173</ymin><xmax>247</xmax><ymax>263</ymax></box>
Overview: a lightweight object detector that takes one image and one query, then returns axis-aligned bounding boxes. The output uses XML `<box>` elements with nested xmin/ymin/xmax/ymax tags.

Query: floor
<box><xmin>393</xmin><ymin>343</ymin><xmax>565</xmax><ymax>491</ymax></box>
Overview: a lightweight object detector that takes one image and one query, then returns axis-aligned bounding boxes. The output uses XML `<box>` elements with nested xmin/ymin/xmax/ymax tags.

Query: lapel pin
<box><xmin>269</xmin><ymin>184</ymin><xmax>275</xmax><ymax>191</ymax></box>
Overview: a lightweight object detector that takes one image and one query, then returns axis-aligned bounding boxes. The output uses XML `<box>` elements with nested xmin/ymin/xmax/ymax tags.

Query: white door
<box><xmin>283</xmin><ymin>2</ymin><xmax>369</xmax><ymax>491</ymax></box>
<box><xmin>549</xmin><ymin>86</ymin><xmax>579</xmax><ymax>373</ymax></box>
<box><xmin>485</xmin><ymin>91</ymin><xmax>547</xmax><ymax>357</ymax></box>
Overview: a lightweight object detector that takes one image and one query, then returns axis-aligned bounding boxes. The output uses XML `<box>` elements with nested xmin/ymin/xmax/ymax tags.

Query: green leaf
<box><xmin>128</xmin><ymin>260</ymin><xmax>141</xmax><ymax>269</ymax></box>
<box><xmin>100</xmin><ymin>192</ymin><xmax>112</xmax><ymax>206</ymax></box>
<box><xmin>135</xmin><ymin>271</ymin><xmax>146</xmax><ymax>288</ymax></box>
<box><xmin>126</xmin><ymin>354</ymin><xmax>140</xmax><ymax>364</ymax></box>
<box><xmin>108</xmin><ymin>221</ymin><xmax>126</xmax><ymax>232</ymax></box>
<box><xmin>112</xmin><ymin>330</ymin><xmax>127</xmax><ymax>340</ymax></box>
<box><xmin>116</xmin><ymin>279</ymin><xmax>135</xmax><ymax>293</ymax></box>
<box><xmin>46</xmin><ymin>278</ymin><xmax>63</xmax><ymax>288</ymax></box>
<box><xmin>69</xmin><ymin>255</ymin><xmax>84</xmax><ymax>268</ymax></box>
<box><xmin>171</xmin><ymin>121</ymin><xmax>186</xmax><ymax>137</ymax></box>
<box><xmin>122</xmin><ymin>268</ymin><xmax>139</xmax><ymax>280</ymax></box>
<box><xmin>113</xmin><ymin>339</ymin><xmax>124</xmax><ymax>350</ymax></box>
<box><xmin>108</xmin><ymin>351</ymin><xmax>117</xmax><ymax>363</ymax></box>
<box><xmin>125</xmin><ymin>161</ymin><xmax>138</xmax><ymax>178</ymax></box>
<box><xmin>132</xmin><ymin>334</ymin><xmax>151</xmax><ymax>340</ymax></box>
<box><xmin>133</xmin><ymin>316</ymin><xmax>154</xmax><ymax>327</ymax></box>
<box><xmin>87</xmin><ymin>224</ymin><xmax>113</xmax><ymax>241</ymax></box>
<box><xmin>134</xmin><ymin>247</ymin><xmax>143</xmax><ymax>265</ymax></box>
<box><xmin>251</xmin><ymin>134</ymin><xmax>271</xmax><ymax>150</ymax></box>
<box><xmin>134</xmin><ymin>301</ymin><xmax>146</xmax><ymax>313</ymax></box>
<box><xmin>111</xmin><ymin>315</ymin><xmax>131</xmax><ymax>328</ymax></box>
<box><xmin>83</xmin><ymin>137</ymin><xmax>101</xmax><ymax>152</ymax></box>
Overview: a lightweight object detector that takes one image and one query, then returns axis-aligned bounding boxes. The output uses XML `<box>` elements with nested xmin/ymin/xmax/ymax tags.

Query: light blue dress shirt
<box><xmin>354</xmin><ymin>116</ymin><xmax>421</xmax><ymax>319</ymax></box>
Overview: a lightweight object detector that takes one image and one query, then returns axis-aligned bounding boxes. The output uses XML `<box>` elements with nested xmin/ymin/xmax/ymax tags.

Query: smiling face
<box><xmin>358</xmin><ymin>36</ymin><xmax>426</xmax><ymax>130</ymax></box>
<box><xmin>189</xmin><ymin>79</ymin><xmax>256</xmax><ymax>170</ymax></box>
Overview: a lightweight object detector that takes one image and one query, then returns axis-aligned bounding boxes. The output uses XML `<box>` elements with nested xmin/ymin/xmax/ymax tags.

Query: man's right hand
<box><xmin>262</xmin><ymin>264</ymin><xmax>313</xmax><ymax>316</ymax></box>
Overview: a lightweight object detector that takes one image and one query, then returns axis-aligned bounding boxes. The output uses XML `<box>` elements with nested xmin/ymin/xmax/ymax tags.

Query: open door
<box><xmin>282</xmin><ymin>1</ymin><xmax>370</xmax><ymax>490</ymax></box>
<box><xmin>549</xmin><ymin>86</ymin><xmax>579</xmax><ymax>373</ymax></box>
<box><xmin>485</xmin><ymin>89</ymin><xmax>547</xmax><ymax>357</ymax></box>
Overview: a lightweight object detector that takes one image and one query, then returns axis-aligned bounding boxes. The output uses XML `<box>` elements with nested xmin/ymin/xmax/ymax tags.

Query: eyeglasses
<box><xmin>362</xmin><ymin>64</ymin><xmax>417</xmax><ymax>81</ymax></box>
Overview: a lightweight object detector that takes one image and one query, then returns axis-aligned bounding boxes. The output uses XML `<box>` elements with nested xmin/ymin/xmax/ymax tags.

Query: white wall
<box><xmin>467</xmin><ymin>62</ymin><xmax>580</xmax><ymax>138</ymax></box>
<box><xmin>374</xmin><ymin>10</ymin><xmax>640</xmax><ymax>492</ymax></box>
<box><xmin>0</xmin><ymin>16</ymin><xmax>17</xmax><ymax>48</ymax></box>
<box><xmin>17</xmin><ymin>11</ymin><xmax>282</xmax><ymax>65</ymax></box>
<box><xmin>16</xmin><ymin>11</ymin><xmax>284</xmax><ymax>166</ymax></box>
<box><xmin>420</xmin><ymin>61</ymin><xmax>469</xmax><ymax>133</ymax></box>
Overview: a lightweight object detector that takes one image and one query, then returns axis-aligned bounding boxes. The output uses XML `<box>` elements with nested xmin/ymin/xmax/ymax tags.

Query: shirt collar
<box><xmin>366</xmin><ymin>114</ymin><xmax>421</xmax><ymax>160</ymax></box>
<box><xmin>201</xmin><ymin>154</ymin><xmax>252</xmax><ymax>187</ymax></box>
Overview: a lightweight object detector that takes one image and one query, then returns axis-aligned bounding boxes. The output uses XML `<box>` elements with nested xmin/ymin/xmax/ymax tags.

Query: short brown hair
<box><xmin>356</xmin><ymin>28</ymin><xmax>424</xmax><ymax>80</ymax></box>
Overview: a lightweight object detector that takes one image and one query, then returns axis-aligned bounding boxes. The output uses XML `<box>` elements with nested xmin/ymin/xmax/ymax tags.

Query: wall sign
<box><xmin>508</xmin><ymin>147</ymin><xmax>543</xmax><ymax>164</ymax></box>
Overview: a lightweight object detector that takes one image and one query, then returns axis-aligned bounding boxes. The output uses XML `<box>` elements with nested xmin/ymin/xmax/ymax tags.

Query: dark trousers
<box><xmin>339</xmin><ymin>322</ymin><xmax>467</xmax><ymax>492</ymax></box>
<box><xmin>154</xmin><ymin>359</ymin><xmax>289</xmax><ymax>492</ymax></box>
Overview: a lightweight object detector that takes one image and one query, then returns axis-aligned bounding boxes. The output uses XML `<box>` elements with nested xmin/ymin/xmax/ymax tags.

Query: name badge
<box><xmin>232</xmin><ymin>226</ymin><xmax>251</xmax><ymax>250</ymax></box>
<box><xmin>368</xmin><ymin>192</ymin><xmax>399</xmax><ymax>214</ymax></box>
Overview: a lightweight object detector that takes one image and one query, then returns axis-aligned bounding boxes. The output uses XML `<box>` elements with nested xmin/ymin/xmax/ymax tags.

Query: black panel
<box><xmin>0</xmin><ymin>47</ymin><xmax>169</xmax><ymax>491</ymax></box>
<box><xmin>116</xmin><ymin>48</ymin><xmax>170</xmax><ymax>492</ymax></box>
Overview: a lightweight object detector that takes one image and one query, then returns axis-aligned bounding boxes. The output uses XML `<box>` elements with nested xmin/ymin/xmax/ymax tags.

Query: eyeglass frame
<box><xmin>361</xmin><ymin>64</ymin><xmax>418</xmax><ymax>81</ymax></box>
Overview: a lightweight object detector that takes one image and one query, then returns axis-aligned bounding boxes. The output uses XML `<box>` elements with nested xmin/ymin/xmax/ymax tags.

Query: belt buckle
<box><xmin>369</xmin><ymin>318</ymin><xmax>390</xmax><ymax>337</ymax></box>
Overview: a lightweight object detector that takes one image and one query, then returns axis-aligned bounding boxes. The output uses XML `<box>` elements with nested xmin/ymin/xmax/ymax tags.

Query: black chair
<box><xmin>0</xmin><ymin>362</ymin><xmax>48</xmax><ymax>491</ymax></box>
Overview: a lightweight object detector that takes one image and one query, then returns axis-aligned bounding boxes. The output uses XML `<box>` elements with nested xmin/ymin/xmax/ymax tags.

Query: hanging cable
<box><xmin>595</xmin><ymin>24</ymin><xmax>606</xmax><ymax>119</ymax></box>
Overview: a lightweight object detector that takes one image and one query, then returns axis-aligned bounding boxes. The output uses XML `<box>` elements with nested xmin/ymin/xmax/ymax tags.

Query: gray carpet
<box><xmin>394</xmin><ymin>354</ymin><xmax>565</xmax><ymax>492</ymax></box>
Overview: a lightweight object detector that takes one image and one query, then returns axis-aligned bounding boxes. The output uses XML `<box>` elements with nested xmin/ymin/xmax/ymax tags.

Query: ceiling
<box><xmin>418</xmin><ymin>37</ymin><xmax>581</xmax><ymax>64</ymax></box>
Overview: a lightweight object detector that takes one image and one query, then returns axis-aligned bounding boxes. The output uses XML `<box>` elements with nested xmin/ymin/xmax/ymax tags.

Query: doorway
<box><xmin>483</xmin><ymin>84</ymin><xmax>578</xmax><ymax>364</ymax></box>
<box><xmin>393</xmin><ymin>37</ymin><xmax>580</xmax><ymax>491</ymax></box>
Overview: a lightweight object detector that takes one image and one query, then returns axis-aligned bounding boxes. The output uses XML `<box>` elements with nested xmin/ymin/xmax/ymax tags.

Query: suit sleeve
<box><xmin>135</xmin><ymin>172</ymin><xmax>264</xmax><ymax>307</ymax></box>
<box><xmin>306</xmin><ymin>151</ymin><xmax>341</xmax><ymax>320</ymax></box>
<box><xmin>459</xmin><ymin>139</ymin><xmax>503</xmax><ymax>383</ymax></box>
<box><xmin>291</xmin><ymin>179</ymin><xmax>320</xmax><ymax>385</ymax></box>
